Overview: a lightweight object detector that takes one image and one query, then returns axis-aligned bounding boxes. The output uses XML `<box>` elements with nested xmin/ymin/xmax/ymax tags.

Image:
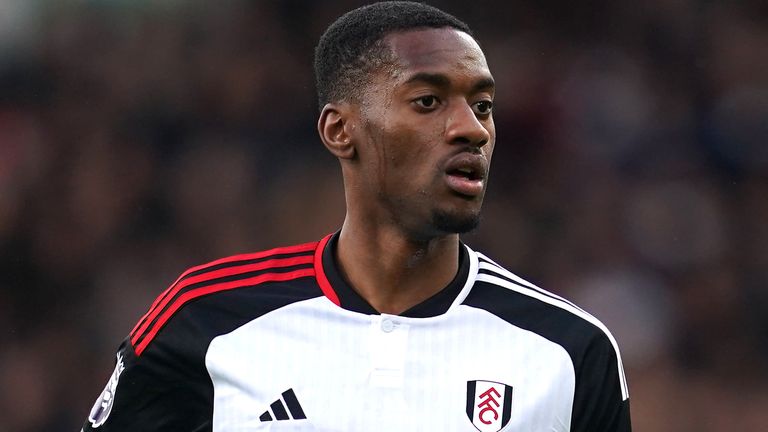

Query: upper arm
<box><xmin>82</xmin><ymin>333</ymin><xmax>213</xmax><ymax>431</ymax></box>
<box><xmin>570</xmin><ymin>332</ymin><xmax>632</xmax><ymax>432</ymax></box>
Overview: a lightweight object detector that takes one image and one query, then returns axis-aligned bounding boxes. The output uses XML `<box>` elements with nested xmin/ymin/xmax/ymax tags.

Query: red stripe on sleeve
<box><xmin>130</xmin><ymin>242</ymin><xmax>317</xmax><ymax>339</ymax></box>
<box><xmin>313</xmin><ymin>234</ymin><xmax>340</xmax><ymax>307</ymax></box>
<box><xmin>134</xmin><ymin>267</ymin><xmax>315</xmax><ymax>356</ymax></box>
<box><xmin>130</xmin><ymin>254</ymin><xmax>314</xmax><ymax>346</ymax></box>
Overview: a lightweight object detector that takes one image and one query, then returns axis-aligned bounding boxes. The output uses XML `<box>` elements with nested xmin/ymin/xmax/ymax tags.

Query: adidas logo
<box><xmin>259</xmin><ymin>388</ymin><xmax>307</xmax><ymax>422</ymax></box>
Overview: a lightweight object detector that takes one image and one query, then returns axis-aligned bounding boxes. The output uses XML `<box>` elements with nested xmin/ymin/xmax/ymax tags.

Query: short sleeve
<box><xmin>82</xmin><ymin>332</ymin><xmax>212</xmax><ymax>431</ymax></box>
<box><xmin>570</xmin><ymin>331</ymin><xmax>632</xmax><ymax>432</ymax></box>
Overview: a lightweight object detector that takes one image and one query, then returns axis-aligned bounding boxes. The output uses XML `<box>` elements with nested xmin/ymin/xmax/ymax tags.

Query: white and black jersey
<box><xmin>83</xmin><ymin>232</ymin><xmax>631</xmax><ymax>432</ymax></box>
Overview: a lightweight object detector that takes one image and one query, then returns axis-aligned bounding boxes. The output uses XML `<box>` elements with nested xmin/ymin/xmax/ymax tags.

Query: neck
<box><xmin>335</xmin><ymin>217</ymin><xmax>460</xmax><ymax>315</ymax></box>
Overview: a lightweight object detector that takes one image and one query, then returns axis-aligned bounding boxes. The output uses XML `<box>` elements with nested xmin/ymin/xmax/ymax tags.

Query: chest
<box><xmin>205</xmin><ymin>299</ymin><xmax>575</xmax><ymax>431</ymax></box>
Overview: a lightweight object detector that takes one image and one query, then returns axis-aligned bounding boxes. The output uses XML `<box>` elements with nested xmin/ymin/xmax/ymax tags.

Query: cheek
<box><xmin>375</xmin><ymin>123</ymin><xmax>430</xmax><ymax>169</ymax></box>
<box><xmin>485</xmin><ymin>140</ymin><xmax>495</xmax><ymax>162</ymax></box>
<box><xmin>386</xmin><ymin>131</ymin><xmax>441</xmax><ymax>188</ymax></box>
<box><xmin>484</xmin><ymin>121</ymin><xmax>496</xmax><ymax>161</ymax></box>
<box><xmin>360</xmin><ymin>105</ymin><xmax>443</xmax><ymax>186</ymax></box>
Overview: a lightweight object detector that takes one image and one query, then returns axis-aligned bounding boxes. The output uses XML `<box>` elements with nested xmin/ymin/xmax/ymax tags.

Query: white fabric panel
<box><xmin>206</xmin><ymin>296</ymin><xmax>575</xmax><ymax>431</ymax></box>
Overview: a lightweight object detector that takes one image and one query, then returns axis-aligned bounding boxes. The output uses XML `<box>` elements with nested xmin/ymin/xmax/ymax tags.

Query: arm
<box><xmin>570</xmin><ymin>331</ymin><xmax>631</xmax><ymax>432</ymax></box>
<box><xmin>82</xmin><ymin>328</ymin><xmax>213</xmax><ymax>430</ymax></box>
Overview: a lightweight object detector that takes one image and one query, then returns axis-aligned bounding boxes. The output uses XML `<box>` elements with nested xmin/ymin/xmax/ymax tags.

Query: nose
<box><xmin>445</xmin><ymin>102</ymin><xmax>492</xmax><ymax>148</ymax></box>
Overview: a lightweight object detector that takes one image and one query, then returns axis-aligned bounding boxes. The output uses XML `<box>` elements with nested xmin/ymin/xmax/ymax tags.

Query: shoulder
<box><xmin>464</xmin><ymin>248</ymin><xmax>629</xmax><ymax>400</ymax></box>
<box><xmin>470</xmin><ymin>250</ymin><xmax>604</xmax><ymax>336</ymax></box>
<box><xmin>84</xmin><ymin>241</ymin><xmax>328</xmax><ymax>431</ymax></box>
<box><xmin>129</xmin><ymin>240</ymin><xmax>324</xmax><ymax>357</ymax></box>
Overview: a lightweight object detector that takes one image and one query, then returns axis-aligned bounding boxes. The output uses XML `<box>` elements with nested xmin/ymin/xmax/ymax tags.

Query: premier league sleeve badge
<box><xmin>88</xmin><ymin>353</ymin><xmax>126</xmax><ymax>428</ymax></box>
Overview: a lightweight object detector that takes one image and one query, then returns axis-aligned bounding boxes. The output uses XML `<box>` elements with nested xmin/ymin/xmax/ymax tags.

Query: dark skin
<box><xmin>318</xmin><ymin>27</ymin><xmax>496</xmax><ymax>314</ymax></box>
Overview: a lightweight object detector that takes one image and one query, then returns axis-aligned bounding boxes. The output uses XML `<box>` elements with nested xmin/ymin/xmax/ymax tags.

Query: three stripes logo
<box><xmin>466</xmin><ymin>380</ymin><xmax>513</xmax><ymax>432</ymax></box>
<box><xmin>259</xmin><ymin>388</ymin><xmax>307</xmax><ymax>422</ymax></box>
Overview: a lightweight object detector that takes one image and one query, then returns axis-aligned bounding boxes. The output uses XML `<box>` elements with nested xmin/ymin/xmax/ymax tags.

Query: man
<box><xmin>83</xmin><ymin>2</ymin><xmax>630</xmax><ymax>431</ymax></box>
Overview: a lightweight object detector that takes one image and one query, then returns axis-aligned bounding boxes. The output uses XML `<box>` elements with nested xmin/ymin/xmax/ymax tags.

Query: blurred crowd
<box><xmin>1</xmin><ymin>1</ymin><xmax>766</xmax><ymax>430</ymax></box>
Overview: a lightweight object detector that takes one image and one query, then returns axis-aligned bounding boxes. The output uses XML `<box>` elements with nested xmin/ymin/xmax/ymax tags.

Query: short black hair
<box><xmin>314</xmin><ymin>1</ymin><xmax>472</xmax><ymax>110</ymax></box>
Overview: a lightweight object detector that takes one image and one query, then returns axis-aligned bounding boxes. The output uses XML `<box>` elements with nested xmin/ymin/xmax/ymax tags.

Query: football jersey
<box><xmin>83</xmin><ymin>232</ymin><xmax>631</xmax><ymax>432</ymax></box>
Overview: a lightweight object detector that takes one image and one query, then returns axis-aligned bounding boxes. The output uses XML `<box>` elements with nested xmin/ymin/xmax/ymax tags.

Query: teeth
<box><xmin>457</xmin><ymin>168</ymin><xmax>473</xmax><ymax>174</ymax></box>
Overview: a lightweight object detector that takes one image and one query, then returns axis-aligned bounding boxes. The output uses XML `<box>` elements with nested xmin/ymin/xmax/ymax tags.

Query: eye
<box><xmin>413</xmin><ymin>95</ymin><xmax>440</xmax><ymax>110</ymax></box>
<box><xmin>472</xmin><ymin>100</ymin><xmax>493</xmax><ymax>115</ymax></box>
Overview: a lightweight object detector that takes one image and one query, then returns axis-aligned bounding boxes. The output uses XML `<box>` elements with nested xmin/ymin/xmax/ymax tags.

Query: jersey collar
<box><xmin>313</xmin><ymin>231</ymin><xmax>474</xmax><ymax>318</ymax></box>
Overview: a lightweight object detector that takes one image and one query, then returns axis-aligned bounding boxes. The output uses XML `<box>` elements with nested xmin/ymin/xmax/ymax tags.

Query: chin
<box><xmin>431</xmin><ymin>209</ymin><xmax>481</xmax><ymax>234</ymax></box>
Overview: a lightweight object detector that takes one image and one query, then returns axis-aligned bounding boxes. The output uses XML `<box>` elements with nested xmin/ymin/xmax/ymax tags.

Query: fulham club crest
<box><xmin>466</xmin><ymin>380</ymin><xmax>513</xmax><ymax>432</ymax></box>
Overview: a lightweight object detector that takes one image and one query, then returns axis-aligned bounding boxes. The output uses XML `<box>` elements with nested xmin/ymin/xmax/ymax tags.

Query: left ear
<box><xmin>317</xmin><ymin>103</ymin><xmax>356</xmax><ymax>160</ymax></box>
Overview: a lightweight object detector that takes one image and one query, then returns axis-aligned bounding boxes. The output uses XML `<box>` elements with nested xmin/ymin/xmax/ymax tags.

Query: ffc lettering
<box><xmin>466</xmin><ymin>380</ymin><xmax>513</xmax><ymax>432</ymax></box>
<box><xmin>477</xmin><ymin>387</ymin><xmax>501</xmax><ymax>424</ymax></box>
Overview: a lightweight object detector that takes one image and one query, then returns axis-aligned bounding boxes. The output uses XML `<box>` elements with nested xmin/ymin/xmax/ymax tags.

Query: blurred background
<box><xmin>1</xmin><ymin>0</ymin><xmax>767</xmax><ymax>430</ymax></box>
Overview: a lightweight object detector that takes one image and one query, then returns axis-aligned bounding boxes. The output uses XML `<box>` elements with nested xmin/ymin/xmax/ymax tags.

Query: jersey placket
<box><xmin>367</xmin><ymin>314</ymin><xmax>410</xmax><ymax>388</ymax></box>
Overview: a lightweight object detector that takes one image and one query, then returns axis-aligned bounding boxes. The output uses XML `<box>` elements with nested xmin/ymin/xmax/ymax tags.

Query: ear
<box><xmin>317</xmin><ymin>103</ymin><xmax>356</xmax><ymax>160</ymax></box>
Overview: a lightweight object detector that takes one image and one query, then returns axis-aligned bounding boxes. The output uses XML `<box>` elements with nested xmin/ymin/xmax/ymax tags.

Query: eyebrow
<box><xmin>470</xmin><ymin>76</ymin><xmax>496</xmax><ymax>93</ymax></box>
<box><xmin>403</xmin><ymin>72</ymin><xmax>495</xmax><ymax>93</ymax></box>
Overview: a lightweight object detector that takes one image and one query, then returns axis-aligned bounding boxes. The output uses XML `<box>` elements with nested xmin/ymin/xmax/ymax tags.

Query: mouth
<box><xmin>443</xmin><ymin>154</ymin><xmax>487</xmax><ymax>198</ymax></box>
<box><xmin>447</xmin><ymin>166</ymin><xmax>483</xmax><ymax>181</ymax></box>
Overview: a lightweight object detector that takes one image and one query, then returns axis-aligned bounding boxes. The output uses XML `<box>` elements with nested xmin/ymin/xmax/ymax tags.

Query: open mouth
<box><xmin>444</xmin><ymin>163</ymin><xmax>486</xmax><ymax>197</ymax></box>
<box><xmin>443</xmin><ymin>153</ymin><xmax>488</xmax><ymax>197</ymax></box>
<box><xmin>447</xmin><ymin>167</ymin><xmax>482</xmax><ymax>181</ymax></box>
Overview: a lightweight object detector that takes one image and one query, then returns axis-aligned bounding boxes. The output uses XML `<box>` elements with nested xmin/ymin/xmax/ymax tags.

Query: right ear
<box><xmin>317</xmin><ymin>103</ymin><xmax>356</xmax><ymax>160</ymax></box>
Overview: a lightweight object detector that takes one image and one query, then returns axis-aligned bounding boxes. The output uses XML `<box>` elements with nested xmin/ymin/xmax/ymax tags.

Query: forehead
<box><xmin>383</xmin><ymin>27</ymin><xmax>490</xmax><ymax>79</ymax></box>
